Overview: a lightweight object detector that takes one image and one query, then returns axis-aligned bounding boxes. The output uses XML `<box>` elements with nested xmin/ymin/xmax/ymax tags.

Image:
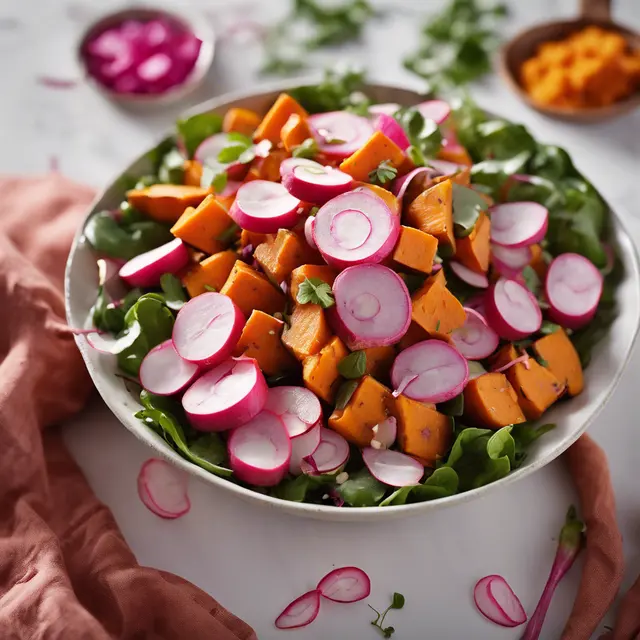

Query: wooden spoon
<box><xmin>500</xmin><ymin>0</ymin><xmax>640</xmax><ymax>122</ymax></box>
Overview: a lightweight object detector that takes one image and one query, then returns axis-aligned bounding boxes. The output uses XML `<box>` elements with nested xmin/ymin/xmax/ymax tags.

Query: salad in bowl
<box><xmin>68</xmin><ymin>71</ymin><xmax>633</xmax><ymax>514</ymax></box>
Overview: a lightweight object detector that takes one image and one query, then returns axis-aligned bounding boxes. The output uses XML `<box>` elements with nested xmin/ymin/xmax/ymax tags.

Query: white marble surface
<box><xmin>2</xmin><ymin>0</ymin><xmax>640</xmax><ymax>638</ymax></box>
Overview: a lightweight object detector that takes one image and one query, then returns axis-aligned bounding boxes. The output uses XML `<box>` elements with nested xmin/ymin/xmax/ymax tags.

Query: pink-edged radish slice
<box><xmin>228</xmin><ymin>410</ymin><xmax>291</xmax><ymax>486</ymax></box>
<box><xmin>545</xmin><ymin>253</ymin><xmax>603</xmax><ymax>329</ymax></box>
<box><xmin>316</xmin><ymin>567</ymin><xmax>371</xmax><ymax>603</ymax></box>
<box><xmin>139</xmin><ymin>339</ymin><xmax>199</xmax><ymax>396</ymax></box>
<box><xmin>371</xmin><ymin>417</ymin><xmax>397</xmax><ymax>449</ymax></box>
<box><xmin>229</xmin><ymin>180</ymin><xmax>301</xmax><ymax>233</ymax></box>
<box><xmin>450</xmin><ymin>261</ymin><xmax>489</xmax><ymax>289</ymax></box>
<box><xmin>369</xmin><ymin>102</ymin><xmax>400</xmax><ymax>116</ymax></box>
<box><xmin>182</xmin><ymin>357</ymin><xmax>267</xmax><ymax>431</ymax></box>
<box><xmin>309</xmin><ymin>111</ymin><xmax>375</xmax><ymax>160</ymax></box>
<box><xmin>275</xmin><ymin>590</ymin><xmax>321</xmax><ymax>630</ymax></box>
<box><xmin>451</xmin><ymin>308</ymin><xmax>499</xmax><ymax>360</ymax></box>
<box><xmin>305</xmin><ymin>427</ymin><xmax>350</xmax><ymax>474</ymax></box>
<box><xmin>85</xmin><ymin>322</ymin><xmax>142</xmax><ymax>355</ymax></box>
<box><xmin>490</xmin><ymin>202</ymin><xmax>549</xmax><ymax>249</ymax></box>
<box><xmin>362</xmin><ymin>447</ymin><xmax>424</xmax><ymax>487</ymax></box>
<box><xmin>264</xmin><ymin>386</ymin><xmax>322</xmax><ymax>438</ymax></box>
<box><xmin>391</xmin><ymin>339</ymin><xmax>469</xmax><ymax>403</ymax></box>
<box><xmin>118</xmin><ymin>238</ymin><xmax>189</xmax><ymax>288</ymax></box>
<box><xmin>279</xmin><ymin>156</ymin><xmax>321</xmax><ymax>176</ymax></box>
<box><xmin>485</xmin><ymin>278</ymin><xmax>542</xmax><ymax>340</ymax></box>
<box><xmin>172</xmin><ymin>292</ymin><xmax>244</xmax><ymax>368</ymax></box>
<box><xmin>304</xmin><ymin>215</ymin><xmax>317</xmax><ymax>250</ymax></box>
<box><xmin>289</xmin><ymin>423</ymin><xmax>322</xmax><ymax>475</ymax></box>
<box><xmin>194</xmin><ymin>133</ymin><xmax>245</xmax><ymax>180</ymax></box>
<box><xmin>137</xmin><ymin>458</ymin><xmax>190</xmax><ymax>520</ymax></box>
<box><xmin>313</xmin><ymin>191</ymin><xmax>400</xmax><ymax>268</ymax></box>
<box><xmin>465</xmin><ymin>293</ymin><xmax>487</xmax><ymax>320</ymax></box>
<box><xmin>491</xmin><ymin>243</ymin><xmax>532</xmax><ymax>277</ymax></box>
<box><xmin>391</xmin><ymin>167</ymin><xmax>435</xmax><ymax>202</ymax></box>
<box><xmin>374</xmin><ymin>113</ymin><xmax>410</xmax><ymax>150</ymax></box>
<box><xmin>416</xmin><ymin>99</ymin><xmax>451</xmax><ymax>124</ymax></box>
<box><xmin>474</xmin><ymin>575</ymin><xmax>527</xmax><ymax>628</ymax></box>
<box><xmin>281</xmin><ymin>159</ymin><xmax>353</xmax><ymax>205</ymax></box>
<box><xmin>328</xmin><ymin>264</ymin><xmax>411</xmax><ymax>350</ymax></box>
<box><xmin>428</xmin><ymin>159</ymin><xmax>466</xmax><ymax>177</ymax></box>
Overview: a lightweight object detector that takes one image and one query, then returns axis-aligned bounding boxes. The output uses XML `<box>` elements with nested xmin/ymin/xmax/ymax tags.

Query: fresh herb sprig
<box><xmin>369</xmin><ymin>592</ymin><xmax>405</xmax><ymax>638</ymax></box>
<box><xmin>368</xmin><ymin>160</ymin><xmax>398</xmax><ymax>186</ymax></box>
<box><xmin>296</xmin><ymin>277</ymin><xmax>335</xmax><ymax>308</ymax></box>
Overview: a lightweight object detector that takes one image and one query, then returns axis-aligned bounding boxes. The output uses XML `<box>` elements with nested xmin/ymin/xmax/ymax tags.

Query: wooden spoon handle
<box><xmin>580</xmin><ymin>0</ymin><xmax>612</xmax><ymax>20</ymax></box>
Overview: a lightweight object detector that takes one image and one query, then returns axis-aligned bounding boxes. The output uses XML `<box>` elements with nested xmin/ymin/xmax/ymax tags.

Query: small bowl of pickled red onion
<box><xmin>78</xmin><ymin>6</ymin><xmax>214</xmax><ymax>106</ymax></box>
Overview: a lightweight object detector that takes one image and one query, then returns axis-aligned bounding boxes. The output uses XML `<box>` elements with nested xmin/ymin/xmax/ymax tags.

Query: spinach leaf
<box><xmin>451</xmin><ymin>183</ymin><xmax>488</xmax><ymax>237</ymax></box>
<box><xmin>474</xmin><ymin>120</ymin><xmax>536</xmax><ymax>160</ymax></box>
<box><xmin>529</xmin><ymin>144</ymin><xmax>576</xmax><ymax>181</ymax></box>
<box><xmin>337</xmin><ymin>468</ymin><xmax>386</xmax><ymax>506</ymax></box>
<box><xmin>177</xmin><ymin>113</ymin><xmax>223</xmax><ymax>158</ymax></box>
<box><xmin>160</xmin><ymin>273</ymin><xmax>188</xmax><ymax>311</ymax></box>
<box><xmin>289</xmin><ymin>67</ymin><xmax>369</xmax><ymax>114</ymax></box>
<box><xmin>379</xmin><ymin>485</ymin><xmax>415</xmax><ymax>507</ymax></box>
<box><xmin>272</xmin><ymin>473</ymin><xmax>329</xmax><ymax>502</ymax></box>
<box><xmin>470</xmin><ymin>151</ymin><xmax>530</xmax><ymax>196</ymax></box>
<box><xmin>503</xmin><ymin>175</ymin><xmax>564</xmax><ymax>210</ymax></box>
<box><xmin>511</xmin><ymin>422</ymin><xmax>556</xmax><ymax>466</ymax></box>
<box><xmin>411</xmin><ymin>467</ymin><xmax>459</xmax><ymax>501</ymax></box>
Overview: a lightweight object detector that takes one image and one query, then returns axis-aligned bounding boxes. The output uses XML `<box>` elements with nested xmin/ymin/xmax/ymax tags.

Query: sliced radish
<box><xmin>450</xmin><ymin>261</ymin><xmax>489</xmax><ymax>289</ymax></box>
<box><xmin>545</xmin><ymin>253</ymin><xmax>603</xmax><ymax>329</ymax></box>
<box><xmin>490</xmin><ymin>202</ymin><xmax>549</xmax><ymax>249</ymax></box>
<box><xmin>279</xmin><ymin>156</ymin><xmax>322</xmax><ymax>176</ymax></box>
<box><xmin>362</xmin><ymin>448</ymin><xmax>424</xmax><ymax>487</ymax></box>
<box><xmin>275</xmin><ymin>590</ymin><xmax>321</xmax><ymax>630</ymax></box>
<box><xmin>304</xmin><ymin>215</ymin><xmax>317</xmax><ymax>250</ymax></box>
<box><xmin>139</xmin><ymin>339</ymin><xmax>199</xmax><ymax>396</ymax></box>
<box><xmin>228</xmin><ymin>410</ymin><xmax>291</xmax><ymax>486</ymax></box>
<box><xmin>172</xmin><ymin>292</ymin><xmax>244</xmax><ymax>368</ymax></box>
<box><xmin>491</xmin><ymin>243</ymin><xmax>532</xmax><ymax>277</ymax></box>
<box><xmin>289</xmin><ymin>423</ymin><xmax>322</xmax><ymax>475</ymax></box>
<box><xmin>451</xmin><ymin>308</ymin><xmax>499</xmax><ymax>360</ymax></box>
<box><xmin>374</xmin><ymin>113</ymin><xmax>410</xmax><ymax>150</ymax></box>
<box><xmin>118</xmin><ymin>238</ymin><xmax>189</xmax><ymax>288</ymax></box>
<box><xmin>485</xmin><ymin>278</ymin><xmax>542</xmax><ymax>340</ymax></box>
<box><xmin>182</xmin><ymin>357</ymin><xmax>267</xmax><ymax>431</ymax></box>
<box><xmin>328</xmin><ymin>264</ymin><xmax>411</xmax><ymax>350</ymax></box>
<box><xmin>416</xmin><ymin>100</ymin><xmax>451</xmax><ymax>124</ymax></box>
<box><xmin>194</xmin><ymin>133</ymin><xmax>246</xmax><ymax>180</ymax></box>
<box><xmin>309</xmin><ymin>111</ymin><xmax>375</xmax><ymax>160</ymax></box>
<box><xmin>474</xmin><ymin>575</ymin><xmax>527</xmax><ymax>628</ymax></box>
<box><xmin>305</xmin><ymin>428</ymin><xmax>350</xmax><ymax>474</ymax></box>
<box><xmin>316</xmin><ymin>567</ymin><xmax>371</xmax><ymax>603</ymax></box>
<box><xmin>137</xmin><ymin>458</ymin><xmax>190</xmax><ymax>520</ymax></box>
<box><xmin>465</xmin><ymin>293</ymin><xmax>487</xmax><ymax>320</ymax></box>
<box><xmin>391</xmin><ymin>167</ymin><xmax>435</xmax><ymax>202</ymax></box>
<box><xmin>313</xmin><ymin>191</ymin><xmax>400</xmax><ymax>268</ymax></box>
<box><xmin>391</xmin><ymin>340</ymin><xmax>469</xmax><ymax>403</ymax></box>
<box><xmin>369</xmin><ymin>102</ymin><xmax>400</xmax><ymax>116</ymax></box>
<box><xmin>229</xmin><ymin>180</ymin><xmax>302</xmax><ymax>233</ymax></box>
<box><xmin>281</xmin><ymin>159</ymin><xmax>353</xmax><ymax>205</ymax></box>
<box><xmin>371</xmin><ymin>417</ymin><xmax>397</xmax><ymax>449</ymax></box>
<box><xmin>264</xmin><ymin>386</ymin><xmax>322</xmax><ymax>438</ymax></box>
<box><xmin>429</xmin><ymin>159</ymin><xmax>466</xmax><ymax>176</ymax></box>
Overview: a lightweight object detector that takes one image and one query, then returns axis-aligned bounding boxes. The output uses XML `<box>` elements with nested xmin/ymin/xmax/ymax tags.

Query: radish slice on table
<box><xmin>137</xmin><ymin>458</ymin><xmax>190</xmax><ymax>519</ymax></box>
<box><xmin>313</xmin><ymin>191</ymin><xmax>400</xmax><ymax>268</ymax></box>
<box><xmin>281</xmin><ymin>159</ymin><xmax>353</xmax><ymax>205</ymax></box>
<box><xmin>391</xmin><ymin>340</ymin><xmax>469</xmax><ymax>403</ymax></box>
<box><xmin>545</xmin><ymin>253</ymin><xmax>603</xmax><ymax>329</ymax></box>
<box><xmin>195</xmin><ymin>133</ymin><xmax>246</xmax><ymax>180</ymax></box>
<box><xmin>362</xmin><ymin>448</ymin><xmax>424</xmax><ymax>487</ymax></box>
<box><xmin>309</xmin><ymin>111</ymin><xmax>374</xmax><ymax>160</ymax></box>
<box><xmin>369</xmin><ymin>102</ymin><xmax>400</xmax><ymax>116</ymax></box>
<box><xmin>450</xmin><ymin>261</ymin><xmax>489</xmax><ymax>289</ymax></box>
<box><xmin>474</xmin><ymin>575</ymin><xmax>527</xmax><ymax>627</ymax></box>
<box><xmin>485</xmin><ymin>278</ymin><xmax>542</xmax><ymax>340</ymax></box>
<box><xmin>391</xmin><ymin>167</ymin><xmax>435</xmax><ymax>201</ymax></box>
<box><xmin>229</xmin><ymin>180</ymin><xmax>301</xmax><ymax>233</ymax></box>
<box><xmin>228</xmin><ymin>410</ymin><xmax>291</xmax><ymax>486</ymax></box>
<box><xmin>491</xmin><ymin>243</ymin><xmax>532</xmax><ymax>276</ymax></box>
<box><xmin>490</xmin><ymin>202</ymin><xmax>549</xmax><ymax>248</ymax></box>
<box><xmin>451</xmin><ymin>308</ymin><xmax>499</xmax><ymax>360</ymax></box>
<box><xmin>264</xmin><ymin>386</ymin><xmax>322</xmax><ymax>438</ymax></box>
<box><xmin>118</xmin><ymin>238</ymin><xmax>189</xmax><ymax>288</ymax></box>
<box><xmin>317</xmin><ymin>567</ymin><xmax>371</xmax><ymax>603</ymax></box>
<box><xmin>304</xmin><ymin>428</ymin><xmax>350</xmax><ymax>474</ymax></box>
<box><xmin>374</xmin><ymin>113</ymin><xmax>410</xmax><ymax>150</ymax></box>
<box><xmin>289</xmin><ymin>423</ymin><xmax>321</xmax><ymax>475</ymax></box>
<box><xmin>371</xmin><ymin>417</ymin><xmax>397</xmax><ymax>449</ymax></box>
<box><xmin>172</xmin><ymin>292</ymin><xmax>244</xmax><ymax>368</ymax></box>
<box><xmin>275</xmin><ymin>589</ymin><xmax>321</xmax><ymax>630</ymax></box>
<box><xmin>304</xmin><ymin>215</ymin><xmax>317</xmax><ymax>250</ymax></box>
<box><xmin>182</xmin><ymin>357</ymin><xmax>267</xmax><ymax>431</ymax></box>
<box><xmin>139</xmin><ymin>339</ymin><xmax>199</xmax><ymax>396</ymax></box>
<box><xmin>328</xmin><ymin>264</ymin><xmax>411</xmax><ymax>350</ymax></box>
<box><xmin>416</xmin><ymin>99</ymin><xmax>451</xmax><ymax>124</ymax></box>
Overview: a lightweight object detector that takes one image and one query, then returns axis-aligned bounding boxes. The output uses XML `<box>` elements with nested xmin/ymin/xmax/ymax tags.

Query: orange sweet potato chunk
<box><xmin>253</xmin><ymin>149</ymin><xmax>291</xmax><ymax>182</ymax></box>
<box><xmin>171</xmin><ymin>194</ymin><xmax>235</xmax><ymax>255</ymax></box>
<box><xmin>240</xmin><ymin>229</ymin><xmax>268</xmax><ymax>249</ymax></box>
<box><xmin>182</xmin><ymin>251</ymin><xmax>237</xmax><ymax>298</ymax></box>
<box><xmin>303</xmin><ymin>336</ymin><xmax>349</xmax><ymax>403</ymax></box>
<box><xmin>363</xmin><ymin>346</ymin><xmax>396</xmax><ymax>379</ymax></box>
<box><xmin>463</xmin><ymin>373</ymin><xmax>526</xmax><ymax>429</ymax></box>
<box><xmin>254</xmin><ymin>230</ymin><xmax>317</xmax><ymax>285</ymax></box>
<box><xmin>220</xmin><ymin>260</ymin><xmax>285</xmax><ymax>318</ymax></box>
<box><xmin>393</xmin><ymin>226</ymin><xmax>438</xmax><ymax>274</ymax></box>
<box><xmin>290</xmin><ymin>264</ymin><xmax>338</xmax><ymax>301</ymax></box>
<box><xmin>411</xmin><ymin>279</ymin><xmax>466</xmax><ymax>337</ymax></box>
<box><xmin>437</xmin><ymin>145</ymin><xmax>473</xmax><ymax>166</ymax></box>
<box><xmin>233</xmin><ymin>310</ymin><xmax>297</xmax><ymax>376</ymax></box>
<box><xmin>328</xmin><ymin>376</ymin><xmax>392</xmax><ymax>447</ymax></box>
<box><xmin>128</xmin><ymin>184</ymin><xmax>211</xmax><ymax>223</ymax></box>
<box><xmin>183</xmin><ymin>160</ymin><xmax>203</xmax><ymax>186</ymax></box>
<box><xmin>433</xmin><ymin>167</ymin><xmax>471</xmax><ymax>186</ymax></box>
<box><xmin>405</xmin><ymin>179</ymin><xmax>455</xmax><ymax>252</ymax></box>
<box><xmin>339</xmin><ymin>132</ymin><xmax>405</xmax><ymax>183</ymax></box>
<box><xmin>280</xmin><ymin>114</ymin><xmax>313</xmax><ymax>151</ymax></box>
<box><xmin>223</xmin><ymin>107</ymin><xmax>261</xmax><ymax>136</ymax></box>
<box><xmin>392</xmin><ymin>395</ymin><xmax>452</xmax><ymax>467</ymax></box>
<box><xmin>254</xmin><ymin>94</ymin><xmax>308</xmax><ymax>143</ymax></box>
<box><xmin>282</xmin><ymin>304</ymin><xmax>332</xmax><ymax>361</ymax></box>
<box><xmin>456</xmin><ymin>211</ymin><xmax>491</xmax><ymax>273</ymax></box>
<box><xmin>398</xmin><ymin>321</ymin><xmax>429</xmax><ymax>351</ymax></box>
<box><xmin>533</xmin><ymin>329</ymin><xmax>584</xmax><ymax>397</ymax></box>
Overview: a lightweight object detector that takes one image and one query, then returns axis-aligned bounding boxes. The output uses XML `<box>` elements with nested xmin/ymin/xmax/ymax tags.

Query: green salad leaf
<box><xmin>338</xmin><ymin>351</ymin><xmax>367</xmax><ymax>379</ymax></box>
<box><xmin>158</xmin><ymin>148</ymin><xmax>186</xmax><ymax>184</ymax></box>
<box><xmin>394</xmin><ymin>107</ymin><xmax>443</xmax><ymax>162</ymax></box>
<box><xmin>177</xmin><ymin>113</ymin><xmax>223</xmax><ymax>158</ymax></box>
<box><xmin>337</xmin><ymin>468</ymin><xmax>386</xmax><ymax>507</ymax></box>
<box><xmin>160</xmin><ymin>273</ymin><xmax>187</xmax><ymax>311</ymax></box>
<box><xmin>296</xmin><ymin>277</ymin><xmax>335</xmax><ymax>308</ymax></box>
<box><xmin>369</xmin><ymin>160</ymin><xmax>398</xmax><ymax>186</ymax></box>
<box><xmin>292</xmin><ymin>137</ymin><xmax>319</xmax><ymax>159</ymax></box>
<box><xmin>289</xmin><ymin>67</ymin><xmax>369</xmax><ymax>114</ymax></box>
<box><xmin>451</xmin><ymin>183</ymin><xmax>488</xmax><ymax>237</ymax></box>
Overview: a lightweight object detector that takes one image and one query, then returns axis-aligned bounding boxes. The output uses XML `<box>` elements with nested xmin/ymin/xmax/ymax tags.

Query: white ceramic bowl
<box><xmin>65</xmin><ymin>81</ymin><xmax>640</xmax><ymax>521</ymax></box>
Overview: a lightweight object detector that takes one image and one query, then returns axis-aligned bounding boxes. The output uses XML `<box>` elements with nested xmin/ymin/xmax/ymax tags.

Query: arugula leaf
<box><xmin>296</xmin><ymin>277</ymin><xmax>335</xmax><ymax>308</ymax></box>
<box><xmin>335</xmin><ymin>379</ymin><xmax>359</xmax><ymax>410</ymax></box>
<box><xmin>292</xmin><ymin>138</ymin><xmax>319</xmax><ymax>159</ymax></box>
<box><xmin>177</xmin><ymin>113</ymin><xmax>223</xmax><ymax>157</ymax></box>
<box><xmin>369</xmin><ymin>160</ymin><xmax>398</xmax><ymax>186</ymax></box>
<box><xmin>451</xmin><ymin>183</ymin><xmax>488</xmax><ymax>237</ymax></box>
<box><xmin>337</xmin><ymin>468</ymin><xmax>386</xmax><ymax>507</ymax></box>
<box><xmin>160</xmin><ymin>273</ymin><xmax>187</xmax><ymax>311</ymax></box>
<box><xmin>337</xmin><ymin>351</ymin><xmax>366</xmax><ymax>379</ymax></box>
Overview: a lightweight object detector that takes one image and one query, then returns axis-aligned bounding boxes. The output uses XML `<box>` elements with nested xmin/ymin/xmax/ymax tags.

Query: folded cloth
<box><xmin>0</xmin><ymin>175</ymin><xmax>256</xmax><ymax>640</ymax></box>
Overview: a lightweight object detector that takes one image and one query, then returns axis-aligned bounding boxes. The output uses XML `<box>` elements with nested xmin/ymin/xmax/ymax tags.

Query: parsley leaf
<box><xmin>292</xmin><ymin>138</ymin><xmax>319</xmax><ymax>159</ymax></box>
<box><xmin>296</xmin><ymin>277</ymin><xmax>335</xmax><ymax>308</ymax></box>
<box><xmin>451</xmin><ymin>183</ymin><xmax>488</xmax><ymax>237</ymax></box>
<box><xmin>337</xmin><ymin>351</ymin><xmax>366</xmax><ymax>379</ymax></box>
<box><xmin>368</xmin><ymin>160</ymin><xmax>398</xmax><ymax>186</ymax></box>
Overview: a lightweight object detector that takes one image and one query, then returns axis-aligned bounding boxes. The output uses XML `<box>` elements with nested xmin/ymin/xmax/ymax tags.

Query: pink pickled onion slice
<box><xmin>316</xmin><ymin>567</ymin><xmax>371</xmax><ymax>603</ymax></box>
<box><xmin>474</xmin><ymin>575</ymin><xmax>527</xmax><ymax>627</ymax></box>
<box><xmin>137</xmin><ymin>458</ymin><xmax>190</xmax><ymax>519</ymax></box>
<box><xmin>275</xmin><ymin>589</ymin><xmax>321</xmax><ymax>629</ymax></box>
